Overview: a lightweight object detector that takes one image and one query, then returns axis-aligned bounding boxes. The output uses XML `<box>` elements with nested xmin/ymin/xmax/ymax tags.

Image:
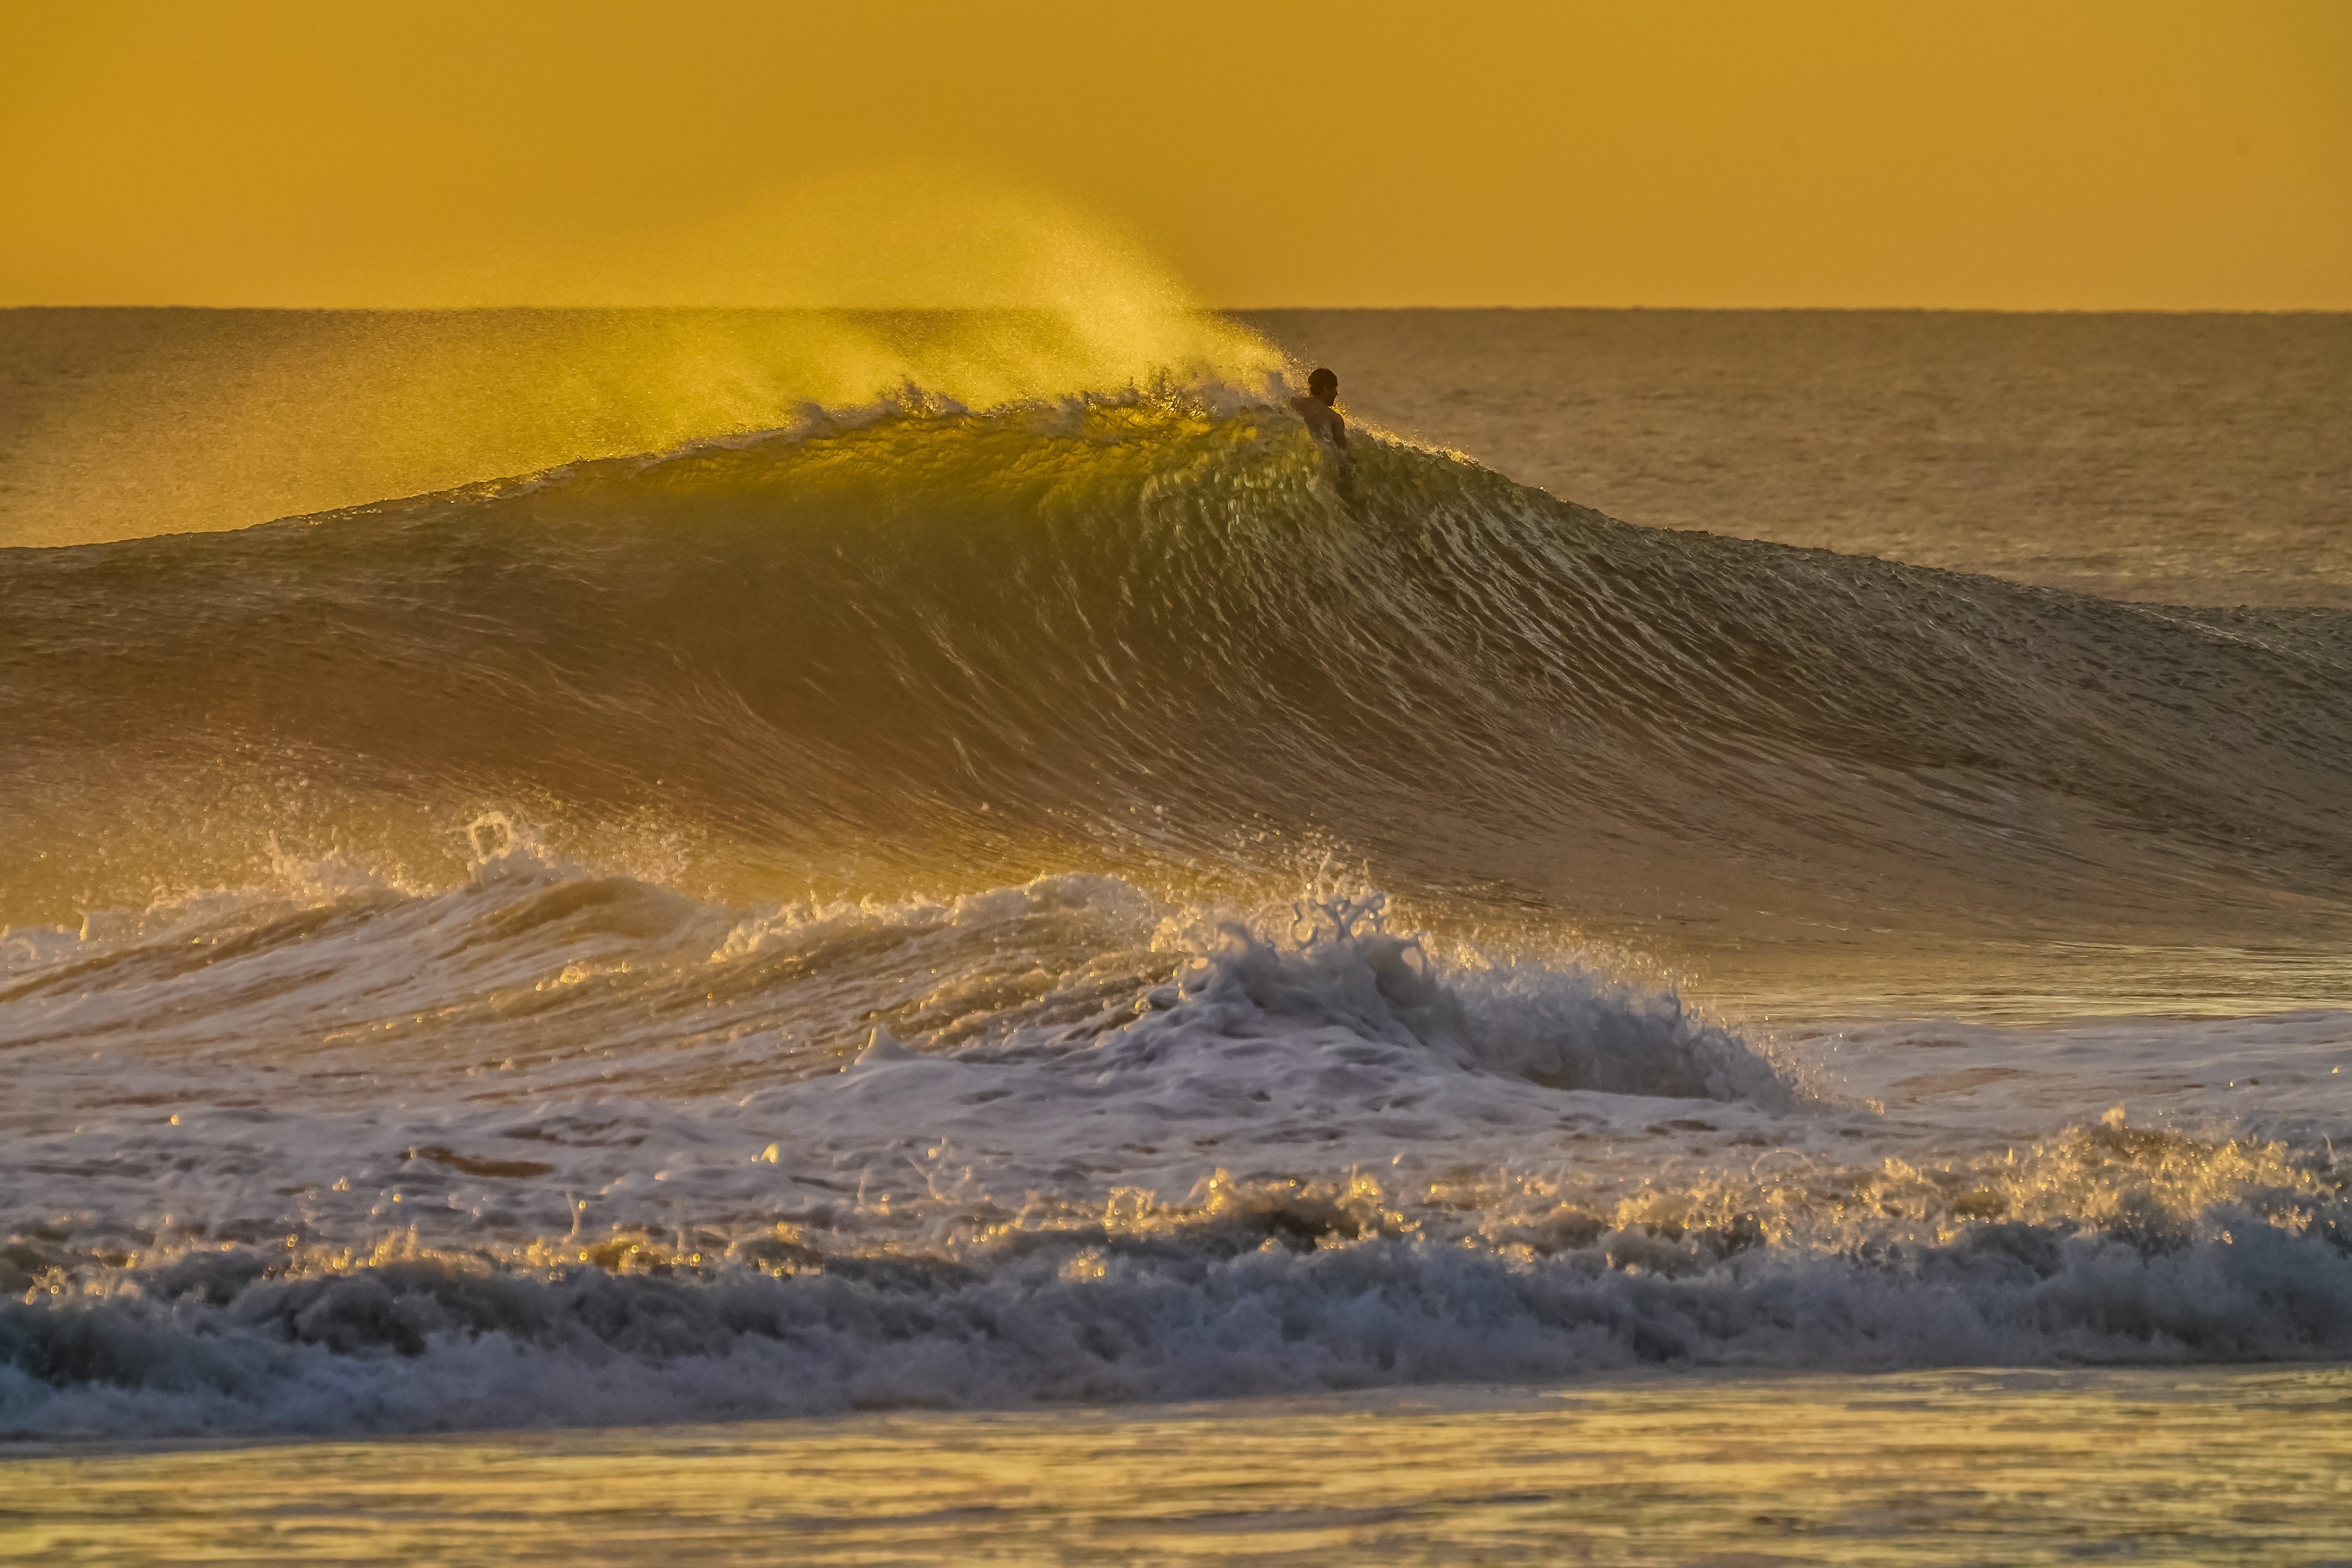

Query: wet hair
<box><xmin>1307</xmin><ymin>367</ymin><xmax>1338</xmax><ymax>397</ymax></box>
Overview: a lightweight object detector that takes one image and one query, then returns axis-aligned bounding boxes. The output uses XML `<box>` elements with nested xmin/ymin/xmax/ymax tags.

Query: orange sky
<box><xmin>3</xmin><ymin>0</ymin><xmax>2346</xmax><ymax>309</ymax></box>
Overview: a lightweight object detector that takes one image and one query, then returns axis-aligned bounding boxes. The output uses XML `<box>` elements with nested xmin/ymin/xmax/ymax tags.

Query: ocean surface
<box><xmin>11</xmin><ymin>1368</ymin><xmax>2350</xmax><ymax>1564</ymax></box>
<box><xmin>2</xmin><ymin>307</ymin><xmax>2348</xmax><ymax>1554</ymax></box>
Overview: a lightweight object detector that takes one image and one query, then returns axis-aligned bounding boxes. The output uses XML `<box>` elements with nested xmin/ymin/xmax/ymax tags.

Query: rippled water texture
<box><xmin>7</xmin><ymin>1368</ymin><xmax>2347</xmax><ymax>1566</ymax></box>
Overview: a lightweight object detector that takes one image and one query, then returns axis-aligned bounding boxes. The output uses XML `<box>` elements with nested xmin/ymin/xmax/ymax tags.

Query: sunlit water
<box><xmin>7</xmin><ymin>1367</ymin><xmax>2347</xmax><ymax>1566</ymax></box>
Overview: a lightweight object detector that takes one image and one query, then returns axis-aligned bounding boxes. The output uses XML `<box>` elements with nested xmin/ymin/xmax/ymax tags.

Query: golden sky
<box><xmin>3</xmin><ymin>0</ymin><xmax>2346</xmax><ymax>309</ymax></box>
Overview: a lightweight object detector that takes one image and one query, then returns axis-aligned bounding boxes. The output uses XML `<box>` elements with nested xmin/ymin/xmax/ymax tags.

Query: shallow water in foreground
<box><xmin>5</xmin><ymin>1365</ymin><xmax>2347</xmax><ymax>1566</ymax></box>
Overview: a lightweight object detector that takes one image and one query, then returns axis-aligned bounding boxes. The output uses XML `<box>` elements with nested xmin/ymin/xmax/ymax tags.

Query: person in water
<box><xmin>1290</xmin><ymin>367</ymin><xmax>1348</xmax><ymax>451</ymax></box>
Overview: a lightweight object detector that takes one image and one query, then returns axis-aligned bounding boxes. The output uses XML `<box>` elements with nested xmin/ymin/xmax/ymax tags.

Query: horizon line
<box><xmin>6</xmin><ymin>302</ymin><xmax>2350</xmax><ymax>317</ymax></box>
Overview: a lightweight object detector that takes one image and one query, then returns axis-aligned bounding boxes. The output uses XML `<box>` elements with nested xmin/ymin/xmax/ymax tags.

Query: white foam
<box><xmin>4</xmin><ymin>862</ymin><xmax>2347</xmax><ymax>1439</ymax></box>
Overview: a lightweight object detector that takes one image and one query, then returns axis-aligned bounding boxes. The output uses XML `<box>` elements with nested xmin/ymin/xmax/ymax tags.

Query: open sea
<box><xmin>2</xmin><ymin>307</ymin><xmax>2348</xmax><ymax>1562</ymax></box>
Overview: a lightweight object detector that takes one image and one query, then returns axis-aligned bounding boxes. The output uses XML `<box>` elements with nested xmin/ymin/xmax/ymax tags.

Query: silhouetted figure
<box><xmin>1289</xmin><ymin>367</ymin><xmax>1348</xmax><ymax>452</ymax></box>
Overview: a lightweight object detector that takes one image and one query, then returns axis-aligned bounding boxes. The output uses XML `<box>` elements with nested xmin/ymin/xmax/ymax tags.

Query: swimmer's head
<box><xmin>1307</xmin><ymin>367</ymin><xmax>1338</xmax><ymax>402</ymax></box>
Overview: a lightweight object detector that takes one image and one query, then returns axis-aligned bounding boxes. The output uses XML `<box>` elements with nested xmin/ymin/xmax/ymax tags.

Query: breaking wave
<box><xmin>5</xmin><ymin>386</ymin><xmax>2350</xmax><ymax>1438</ymax></box>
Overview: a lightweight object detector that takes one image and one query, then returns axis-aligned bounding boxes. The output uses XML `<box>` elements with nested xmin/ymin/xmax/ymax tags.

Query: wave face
<box><xmin>4</xmin><ymin>395</ymin><xmax>2350</xmax><ymax>1437</ymax></box>
<box><xmin>9</xmin><ymin>398</ymin><xmax>2351</xmax><ymax>965</ymax></box>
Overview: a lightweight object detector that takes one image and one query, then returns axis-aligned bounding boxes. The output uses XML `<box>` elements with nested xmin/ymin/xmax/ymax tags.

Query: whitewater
<box><xmin>2</xmin><ymin>321</ymin><xmax>2350</xmax><ymax>1456</ymax></box>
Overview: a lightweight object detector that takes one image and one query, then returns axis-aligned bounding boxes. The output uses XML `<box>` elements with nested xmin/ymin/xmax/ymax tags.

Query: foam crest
<box><xmin>6</xmin><ymin>1151</ymin><xmax>2348</xmax><ymax>1440</ymax></box>
<box><xmin>4</xmin><ymin>853</ymin><xmax>2343</xmax><ymax>1440</ymax></box>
